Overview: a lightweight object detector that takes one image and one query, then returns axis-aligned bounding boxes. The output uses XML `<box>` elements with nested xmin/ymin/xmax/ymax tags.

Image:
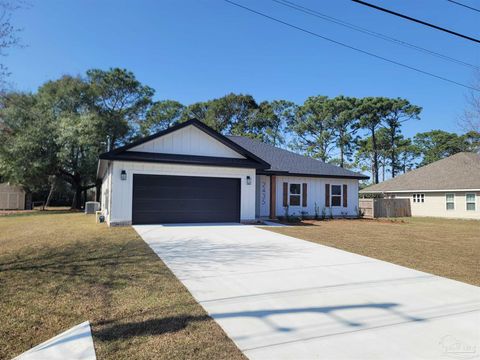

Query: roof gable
<box><xmin>129</xmin><ymin>124</ymin><xmax>245</xmax><ymax>158</ymax></box>
<box><xmin>361</xmin><ymin>152</ymin><xmax>480</xmax><ymax>192</ymax></box>
<box><xmin>99</xmin><ymin>119</ymin><xmax>270</xmax><ymax>168</ymax></box>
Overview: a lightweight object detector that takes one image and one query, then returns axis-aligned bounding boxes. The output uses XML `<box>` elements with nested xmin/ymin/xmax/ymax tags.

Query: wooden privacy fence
<box><xmin>359</xmin><ymin>198</ymin><xmax>411</xmax><ymax>219</ymax></box>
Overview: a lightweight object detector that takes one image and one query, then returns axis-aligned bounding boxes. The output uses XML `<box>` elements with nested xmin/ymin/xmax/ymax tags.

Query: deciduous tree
<box><xmin>0</xmin><ymin>92</ymin><xmax>56</xmax><ymax>193</ymax></box>
<box><xmin>87</xmin><ymin>68</ymin><xmax>154</xmax><ymax>149</ymax></box>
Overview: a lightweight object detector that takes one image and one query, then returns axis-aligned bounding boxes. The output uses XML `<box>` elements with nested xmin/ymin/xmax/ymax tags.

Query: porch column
<box><xmin>269</xmin><ymin>175</ymin><xmax>276</xmax><ymax>219</ymax></box>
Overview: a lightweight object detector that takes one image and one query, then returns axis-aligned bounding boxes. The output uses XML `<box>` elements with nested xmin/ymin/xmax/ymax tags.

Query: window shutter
<box><xmin>302</xmin><ymin>183</ymin><xmax>307</xmax><ymax>207</ymax></box>
<box><xmin>283</xmin><ymin>182</ymin><xmax>288</xmax><ymax>207</ymax></box>
<box><xmin>343</xmin><ymin>184</ymin><xmax>348</xmax><ymax>207</ymax></box>
<box><xmin>325</xmin><ymin>184</ymin><xmax>330</xmax><ymax>207</ymax></box>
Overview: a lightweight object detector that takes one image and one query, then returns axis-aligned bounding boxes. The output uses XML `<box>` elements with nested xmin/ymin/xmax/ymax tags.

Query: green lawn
<box><xmin>0</xmin><ymin>212</ymin><xmax>245</xmax><ymax>360</ymax></box>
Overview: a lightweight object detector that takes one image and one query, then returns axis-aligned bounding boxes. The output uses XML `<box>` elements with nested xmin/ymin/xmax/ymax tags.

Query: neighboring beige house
<box><xmin>0</xmin><ymin>183</ymin><xmax>26</xmax><ymax>210</ymax></box>
<box><xmin>360</xmin><ymin>152</ymin><xmax>480</xmax><ymax>220</ymax></box>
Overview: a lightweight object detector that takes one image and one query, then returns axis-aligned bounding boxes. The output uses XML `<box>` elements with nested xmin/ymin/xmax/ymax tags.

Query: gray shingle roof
<box><xmin>360</xmin><ymin>152</ymin><xmax>480</xmax><ymax>192</ymax></box>
<box><xmin>227</xmin><ymin>136</ymin><xmax>368</xmax><ymax>179</ymax></box>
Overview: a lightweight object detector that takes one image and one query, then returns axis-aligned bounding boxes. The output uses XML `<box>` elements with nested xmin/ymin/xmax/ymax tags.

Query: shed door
<box><xmin>132</xmin><ymin>174</ymin><xmax>241</xmax><ymax>224</ymax></box>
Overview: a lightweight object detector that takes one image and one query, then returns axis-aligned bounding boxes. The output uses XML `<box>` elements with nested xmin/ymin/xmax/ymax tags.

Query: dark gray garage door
<box><xmin>132</xmin><ymin>174</ymin><xmax>241</xmax><ymax>224</ymax></box>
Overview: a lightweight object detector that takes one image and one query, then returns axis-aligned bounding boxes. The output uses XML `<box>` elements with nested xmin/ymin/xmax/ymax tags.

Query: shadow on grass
<box><xmin>0</xmin><ymin>238</ymin><xmax>162</xmax><ymax>288</ymax></box>
<box><xmin>92</xmin><ymin>302</ymin><xmax>425</xmax><ymax>342</ymax></box>
<box><xmin>94</xmin><ymin>315</ymin><xmax>210</xmax><ymax>341</ymax></box>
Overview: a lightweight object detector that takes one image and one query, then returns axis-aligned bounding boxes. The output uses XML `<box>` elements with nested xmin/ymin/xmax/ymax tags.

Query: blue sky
<box><xmin>6</xmin><ymin>0</ymin><xmax>480</xmax><ymax>138</ymax></box>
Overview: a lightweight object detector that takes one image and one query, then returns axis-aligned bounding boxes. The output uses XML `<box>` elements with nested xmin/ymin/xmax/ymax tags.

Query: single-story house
<box><xmin>97</xmin><ymin>119</ymin><xmax>368</xmax><ymax>225</ymax></box>
<box><xmin>0</xmin><ymin>183</ymin><xmax>26</xmax><ymax>210</ymax></box>
<box><xmin>360</xmin><ymin>152</ymin><xmax>480</xmax><ymax>220</ymax></box>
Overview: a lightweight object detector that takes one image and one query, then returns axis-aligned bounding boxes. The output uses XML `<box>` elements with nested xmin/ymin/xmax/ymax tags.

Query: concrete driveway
<box><xmin>134</xmin><ymin>224</ymin><xmax>480</xmax><ymax>360</ymax></box>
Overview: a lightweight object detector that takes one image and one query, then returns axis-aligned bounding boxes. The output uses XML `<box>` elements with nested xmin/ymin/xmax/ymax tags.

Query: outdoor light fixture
<box><xmin>246</xmin><ymin>176</ymin><xmax>252</xmax><ymax>185</ymax></box>
<box><xmin>120</xmin><ymin>170</ymin><xmax>127</xmax><ymax>181</ymax></box>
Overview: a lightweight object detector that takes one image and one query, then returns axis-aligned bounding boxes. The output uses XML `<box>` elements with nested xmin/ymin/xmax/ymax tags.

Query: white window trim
<box><xmin>289</xmin><ymin>183</ymin><xmax>302</xmax><ymax>207</ymax></box>
<box><xmin>413</xmin><ymin>193</ymin><xmax>425</xmax><ymax>203</ymax></box>
<box><xmin>465</xmin><ymin>193</ymin><xmax>476</xmax><ymax>211</ymax></box>
<box><xmin>445</xmin><ymin>193</ymin><xmax>455</xmax><ymax>211</ymax></box>
<box><xmin>331</xmin><ymin>184</ymin><xmax>343</xmax><ymax>207</ymax></box>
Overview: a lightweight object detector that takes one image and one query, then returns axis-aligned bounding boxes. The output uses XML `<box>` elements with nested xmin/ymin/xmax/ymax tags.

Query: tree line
<box><xmin>0</xmin><ymin>68</ymin><xmax>479</xmax><ymax>208</ymax></box>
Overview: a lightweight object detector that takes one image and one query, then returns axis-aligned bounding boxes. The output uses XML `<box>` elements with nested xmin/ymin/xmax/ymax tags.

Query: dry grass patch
<box><xmin>265</xmin><ymin>217</ymin><xmax>480</xmax><ymax>286</ymax></box>
<box><xmin>0</xmin><ymin>213</ymin><xmax>245</xmax><ymax>360</ymax></box>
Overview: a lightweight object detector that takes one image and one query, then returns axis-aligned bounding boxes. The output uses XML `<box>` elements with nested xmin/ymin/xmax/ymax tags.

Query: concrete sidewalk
<box><xmin>135</xmin><ymin>224</ymin><xmax>480</xmax><ymax>359</ymax></box>
<box><xmin>15</xmin><ymin>321</ymin><xmax>96</xmax><ymax>360</ymax></box>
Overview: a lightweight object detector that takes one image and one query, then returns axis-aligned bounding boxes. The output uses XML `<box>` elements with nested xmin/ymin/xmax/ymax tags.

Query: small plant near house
<box><xmin>329</xmin><ymin>207</ymin><xmax>334</xmax><ymax>219</ymax></box>
<box><xmin>356</xmin><ymin>206</ymin><xmax>364</xmax><ymax>218</ymax></box>
<box><xmin>314</xmin><ymin>202</ymin><xmax>320</xmax><ymax>220</ymax></box>
<box><xmin>288</xmin><ymin>210</ymin><xmax>301</xmax><ymax>223</ymax></box>
<box><xmin>321</xmin><ymin>207</ymin><xmax>326</xmax><ymax>220</ymax></box>
<box><xmin>341</xmin><ymin>211</ymin><xmax>348</xmax><ymax>218</ymax></box>
<box><xmin>300</xmin><ymin>210</ymin><xmax>308</xmax><ymax>220</ymax></box>
<box><xmin>283</xmin><ymin>205</ymin><xmax>289</xmax><ymax>219</ymax></box>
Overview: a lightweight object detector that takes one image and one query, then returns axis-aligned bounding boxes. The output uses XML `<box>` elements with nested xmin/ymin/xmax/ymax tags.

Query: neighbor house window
<box><xmin>413</xmin><ymin>193</ymin><xmax>424</xmax><ymax>203</ymax></box>
<box><xmin>289</xmin><ymin>184</ymin><xmax>301</xmax><ymax>206</ymax></box>
<box><xmin>331</xmin><ymin>185</ymin><xmax>342</xmax><ymax>207</ymax></box>
<box><xmin>445</xmin><ymin>193</ymin><xmax>455</xmax><ymax>210</ymax></box>
<box><xmin>466</xmin><ymin>193</ymin><xmax>476</xmax><ymax>211</ymax></box>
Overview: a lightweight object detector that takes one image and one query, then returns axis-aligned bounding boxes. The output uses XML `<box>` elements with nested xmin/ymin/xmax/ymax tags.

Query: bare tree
<box><xmin>0</xmin><ymin>0</ymin><xmax>24</xmax><ymax>89</ymax></box>
<box><xmin>460</xmin><ymin>71</ymin><xmax>480</xmax><ymax>133</ymax></box>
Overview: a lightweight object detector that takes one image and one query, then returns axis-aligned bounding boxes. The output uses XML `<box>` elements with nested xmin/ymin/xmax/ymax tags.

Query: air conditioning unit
<box><xmin>85</xmin><ymin>201</ymin><xmax>100</xmax><ymax>214</ymax></box>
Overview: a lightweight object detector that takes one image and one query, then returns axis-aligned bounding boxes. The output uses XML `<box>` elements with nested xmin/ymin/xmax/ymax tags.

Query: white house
<box><xmin>97</xmin><ymin>119</ymin><xmax>368</xmax><ymax>225</ymax></box>
<box><xmin>360</xmin><ymin>152</ymin><xmax>480</xmax><ymax>220</ymax></box>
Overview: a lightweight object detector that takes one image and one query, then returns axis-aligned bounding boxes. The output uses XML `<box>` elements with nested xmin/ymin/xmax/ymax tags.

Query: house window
<box><xmin>331</xmin><ymin>185</ymin><xmax>342</xmax><ymax>207</ymax></box>
<box><xmin>466</xmin><ymin>193</ymin><xmax>476</xmax><ymax>211</ymax></box>
<box><xmin>445</xmin><ymin>193</ymin><xmax>455</xmax><ymax>210</ymax></box>
<box><xmin>413</xmin><ymin>193</ymin><xmax>424</xmax><ymax>203</ymax></box>
<box><xmin>289</xmin><ymin>184</ymin><xmax>301</xmax><ymax>206</ymax></box>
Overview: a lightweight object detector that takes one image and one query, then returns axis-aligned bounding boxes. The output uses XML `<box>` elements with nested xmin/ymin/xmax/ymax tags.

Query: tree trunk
<box><xmin>45</xmin><ymin>182</ymin><xmax>55</xmax><ymax>210</ymax></box>
<box><xmin>339</xmin><ymin>143</ymin><xmax>344</xmax><ymax>168</ymax></box>
<box><xmin>372</xmin><ymin>167</ymin><xmax>376</xmax><ymax>183</ymax></box>
<box><xmin>371</xmin><ymin>128</ymin><xmax>379</xmax><ymax>184</ymax></box>
<box><xmin>71</xmin><ymin>191</ymin><xmax>76</xmax><ymax>209</ymax></box>
<box><xmin>382</xmin><ymin>160</ymin><xmax>385</xmax><ymax>181</ymax></box>
<box><xmin>71</xmin><ymin>184</ymin><xmax>82</xmax><ymax>210</ymax></box>
<box><xmin>390</xmin><ymin>128</ymin><xmax>396</xmax><ymax>178</ymax></box>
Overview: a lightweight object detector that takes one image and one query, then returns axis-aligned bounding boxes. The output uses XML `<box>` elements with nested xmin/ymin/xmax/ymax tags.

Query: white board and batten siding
<box><xmin>256</xmin><ymin>175</ymin><xmax>359</xmax><ymax>218</ymax></box>
<box><xmin>130</xmin><ymin>125</ymin><xmax>245</xmax><ymax>159</ymax></box>
<box><xmin>100</xmin><ymin>163</ymin><xmax>113</xmax><ymax>222</ymax></box>
<box><xmin>101</xmin><ymin>124</ymin><xmax>256</xmax><ymax>225</ymax></box>
<box><xmin>0</xmin><ymin>183</ymin><xmax>26</xmax><ymax>210</ymax></box>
